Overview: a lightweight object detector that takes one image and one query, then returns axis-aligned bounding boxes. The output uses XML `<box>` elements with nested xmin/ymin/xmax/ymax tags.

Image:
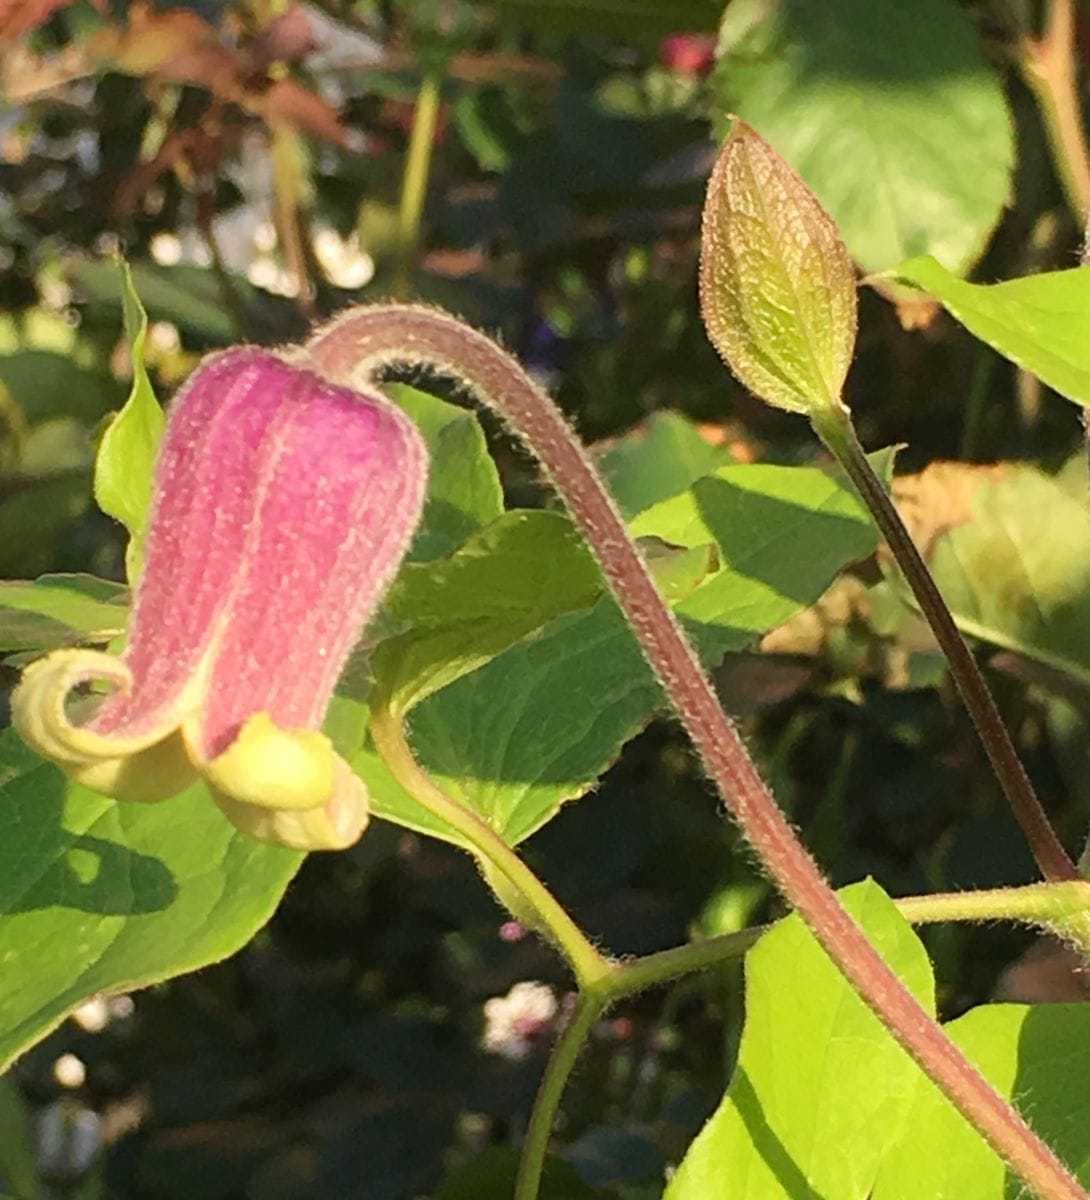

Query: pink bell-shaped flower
<box><xmin>12</xmin><ymin>346</ymin><xmax>428</xmax><ymax>850</ymax></box>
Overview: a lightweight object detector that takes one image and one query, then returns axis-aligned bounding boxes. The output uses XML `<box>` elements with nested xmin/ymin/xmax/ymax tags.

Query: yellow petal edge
<box><xmin>195</xmin><ymin>712</ymin><xmax>338</xmax><ymax>812</ymax></box>
<box><xmin>213</xmin><ymin>756</ymin><xmax>370</xmax><ymax>851</ymax></box>
<box><xmin>10</xmin><ymin>648</ymin><xmax>198</xmax><ymax>802</ymax></box>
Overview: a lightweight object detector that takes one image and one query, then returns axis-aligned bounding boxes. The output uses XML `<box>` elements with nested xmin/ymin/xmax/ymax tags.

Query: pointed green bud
<box><xmin>700</xmin><ymin>120</ymin><xmax>857</xmax><ymax>417</ymax></box>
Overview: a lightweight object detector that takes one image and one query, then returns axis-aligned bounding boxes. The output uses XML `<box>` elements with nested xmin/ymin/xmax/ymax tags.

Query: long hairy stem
<box><xmin>304</xmin><ymin>304</ymin><xmax>1086</xmax><ymax>1200</ymax></box>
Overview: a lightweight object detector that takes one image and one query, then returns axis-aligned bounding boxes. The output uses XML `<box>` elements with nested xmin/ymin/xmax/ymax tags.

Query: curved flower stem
<box><xmin>308</xmin><ymin>304</ymin><xmax>1087</xmax><ymax>1200</ymax></box>
<box><xmin>811</xmin><ymin>407</ymin><xmax>1077</xmax><ymax>885</ymax></box>
<box><xmin>369</xmin><ymin>705</ymin><xmax>611</xmax><ymax>989</ymax></box>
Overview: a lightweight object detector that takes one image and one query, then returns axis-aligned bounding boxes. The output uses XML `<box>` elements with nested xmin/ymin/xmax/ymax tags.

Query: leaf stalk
<box><xmin>811</xmin><ymin>406</ymin><xmax>1077</xmax><ymax>886</ymax></box>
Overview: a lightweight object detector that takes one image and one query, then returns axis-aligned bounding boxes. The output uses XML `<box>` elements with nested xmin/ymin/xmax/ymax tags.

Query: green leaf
<box><xmin>712</xmin><ymin>0</ymin><xmax>1014</xmax><ymax>276</ymax></box>
<box><xmin>666</xmin><ymin>880</ymin><xmax>934</xmax><ymax>1200</ymax></box>
<box><xmin>889</xmin><ymin>256</ymin><xmax>1090</xmax><ymax>407</ymax></box>
<box><xmin>901</xmin><ymin>464</ymin><xmax>1090</xmax><ymax>692</ymax></box>
<box><xmin>0</xmin><ymin>350</ymin><xmax>115</xmax><ymax>425</ymax></box>
<box><xmin>599</xmin><ymin>411</ymin><xmax>733</xmax><ymax>518</ymax></box>
<box><xmin>374</xmin><ymin>510</ymin><xmax>603</xmax><ymax>714</ymax></box>
<box><xmin>874</xmin><ymin>1004</ymin><xmax>1090</xmax><ymax>1199</ymax></box>
<box><xmin>364</xmin><ymin>597</ymin><xmax>663</xmax><ymax>845</ymax></box>
<box><xmin>93</xmin><ymin>258</ymin><xmax>165</xmax><ymax>583</ymax></box>
<box><xmin>468</xmin><ymin>0</ymin><xmax>719</xmax><ymax>38</ymax></box>
<box><xmin>0</xmin><ymin>574</ymin><xmax>128</xmax><ymax>654</ymax></box>
<box><xmin>0</xmin><ymin>473</ymin><xmax>91</xmax><ymax>579</ymax></box>
<box><xmin>0</xmin><ymin>729</ymin><xmax>302</xmax><ymax>1072</ymax></box>
<box><xmin>361</xmin><ymin>460</ymin><xmax>877</xmax><ymax>845</ymax></box>
<box><xmin>634</xmin><ymin>459</ymin><xmax>879</xmax><ymax>658</ymax></box>
<box><xmin>384</xmin><ymin>383</ymin><xmax>504</xmax><ymax>561</ymax></box>
<box><xmin>700</xmin><ymin>120</ymin><xmax>857</xmax><ymax>415</ymax></box>
<box><xmin>70</xmin><ymin>259</ymin><xmax>293</xmax><ymax>346</ymax></box>
<box><xmin>0</xmin><ymin>1075</ymin><xmax>38</xmax><ymax>1200</ymax></box>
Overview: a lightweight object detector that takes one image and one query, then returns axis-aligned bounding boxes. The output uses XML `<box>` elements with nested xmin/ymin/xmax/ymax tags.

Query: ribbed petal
<box><xmin>185</xmin><ymin>358</ymin><xmax>428</xmax><ymax>762</ymax></box>
<box><xmin>91</xmin><ymin>347</ymin><xmax>306</xmax><ymax>741</ymax></box>
<box><xmin>13</xmin><ymin>346</ymin><xmax>428</xmax><ymax>849</ymax></box>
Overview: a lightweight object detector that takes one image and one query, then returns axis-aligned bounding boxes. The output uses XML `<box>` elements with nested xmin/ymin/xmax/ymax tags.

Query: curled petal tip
<box><xmin>214</xmin><ymin>759</ymin><xmax>370</xmax><ymax>851</ymax></box>
<box><xmin>195</xmin><ymin>712</ymin><xmax>337</xmax><ymax>812</ymax></box>
<box><xmin>11</xmin><ymin>648</ymin><xmax>197</xmax><ymax>802</ymax></box>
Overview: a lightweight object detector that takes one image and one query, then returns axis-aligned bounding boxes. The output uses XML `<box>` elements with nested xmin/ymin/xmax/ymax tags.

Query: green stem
<box><xmin>369</xmin><ymin>706</ymin><xmax>611</xmax><ymax>989</ymax></box>
<box><xmin>898</xmin><ymin>881</ymin><xmax>1090</xmax><ymax>954</ymax></box>
<box><xmin>605</xmin><ymin>928</ymin><xmax>763</xmax><ymax>998</ymax></box>
<box><xmin>959</xmin><ymin>346</ymin><xmax>998</xmax><ymax>461</ymax></box>
<box><xmin>610</xmin><ymin>882</ymin><xmax>1090</xmax><ymax>1002</ymax></box>
<box><xmin>514</xmin><ymin>932</ymin><xmax>761</xmax><ymax>1200</ymax></box>
<box><xmin>270</xmin><ymin>128</ymin><xmax>316</xmax><ymax>321</ymax></box>
<box><xmin>514</xmin><ymin>994</ymin><xmax>603</xmax><ymax>1200</ymax></box>
<box><xmin>615</xmin><ymin>883</ymin><xmax>1090</xmax><ymax>1002</ymax></box>
<box><xmin>395</xmin><ymin>71</ymin><xmax>442</xmax><ymax>296</ymax></box>
<box><xmin>813</xmin><ymin>407</ymin><xmax>1077</xmax><ymax>885</ymax></box>
<box><xmin>899</xmin><ymin>882</ymin><xmax>1087</xmax><ymax>926</ymax></box>
<box><xmin>194</xmin><ymin>192</ymin><xmax>248</xmax><ymax>342</ymax></box>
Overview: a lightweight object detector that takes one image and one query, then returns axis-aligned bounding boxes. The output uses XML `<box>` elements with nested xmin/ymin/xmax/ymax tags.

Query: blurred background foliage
<box><xmin>2</xmin><ymin>0</ymin><xmax>1090</xmax><ymax>1197</ymax></box>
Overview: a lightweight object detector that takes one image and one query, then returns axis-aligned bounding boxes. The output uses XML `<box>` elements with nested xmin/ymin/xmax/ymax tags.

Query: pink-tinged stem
<box><xmin>306</xmin><ymin>304</ymin><xmax>1085</xmax><ymax>1200</ymax></box>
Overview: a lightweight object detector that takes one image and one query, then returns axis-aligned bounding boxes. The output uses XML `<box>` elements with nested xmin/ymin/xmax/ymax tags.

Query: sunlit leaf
<box><xmin>374</xmin><ymin>510</ymin><xmax>603</xmax><ymax>715</ymax></box>
<box><xmin>599</xmin><ymin>411</ymin><xmax>733</xmax><ymax>518</ymax></box>
<box><xmin>888</xmin><ymin>256</ymin><xmax>1090</xmax><ymax>407</ymax></box>
<box><xmin>666</xmin><ymin>881</ymin><xmax>933</xmax><ymax>1200</ymax></box>
<box><xmin>711</xmin><ymin>0</ymin><xmax>1014</xmax><ymax>275</ymax></box>
<box><xmin>360</xmin><ymin>460</ymin><xmax>877</xmax><ymax>845</ymax></box>
<box><xmin>892</xmin><ymin>463</ymin><xmax>1090</xmax><ymax>691</ymax></box>
<box><xmin>0</xmin><ymin>573</ymin><xmax>127</xmax><ymax>653</ymax></box>
<box><xmin>874</xmin><ymin>1004</ymin><xmax>1090</xmax><ymax>1199</ymax></box>
<box><xmin>385</xmin><ymin>383</ymin><xmax>504</xmax><ymax>561</ymax></box>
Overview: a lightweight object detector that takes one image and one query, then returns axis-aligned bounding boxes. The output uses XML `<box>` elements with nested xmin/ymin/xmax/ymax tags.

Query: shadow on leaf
<box><xmin>0</xmin><ymin>737</ymin><xmax>177</xmax><ymax>916</ymax></box>
<box><xmin>731</xmin><ymin>1068</ymin><xmax>826</xmax><ymax>1200</ymax></box>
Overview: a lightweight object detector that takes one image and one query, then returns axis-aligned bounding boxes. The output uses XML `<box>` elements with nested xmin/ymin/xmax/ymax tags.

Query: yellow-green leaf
<box><xmin>93</xmin><ymin>258</ymin><xmax>165</xmax><ymax>583</ymax></box>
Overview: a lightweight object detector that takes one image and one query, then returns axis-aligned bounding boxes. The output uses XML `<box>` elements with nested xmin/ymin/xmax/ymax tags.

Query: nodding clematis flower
<box><xmin>11</xmin><ymin>347</ymin><xmax>428</xmax><ymax>851</ymax></box>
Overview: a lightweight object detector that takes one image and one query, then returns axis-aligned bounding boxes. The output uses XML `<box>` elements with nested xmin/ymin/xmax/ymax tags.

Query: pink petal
<box><xmin>188</xmin><ymin>357</ymin><xmax>427</xmax><ymax>759</ymax></box>
<box><xmin>92</xmin><ymin>347</ymin><xmax>300</xmax><ymax>739</ymax></box>
<box><xmin>93</xmin><ymin>348</ymin><xmax>427</xmax><ymax>765</ymax></box>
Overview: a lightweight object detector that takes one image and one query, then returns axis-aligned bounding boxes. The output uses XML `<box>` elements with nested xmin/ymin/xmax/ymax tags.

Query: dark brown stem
<box><xmin>812</xmin><ymin>409</ymin><xmax>1077</xmax><ymax>884</ymax></box>
<box><xmin>1018</xmin><ymin>0</ymin><xmax>1090</xmax><ymax>222</ymax></box>
<box><xmin>194</xmin><ymin>191</ymin><xmax>249</xmax><ymax>343</ymax></box>
<box><xmin>304</xmin><ymin>305</ymin><xmax>1086</xmax><ymax>1200</ymax></box>
<box><xmin>270</xmin><ymin>128</ymin><xmax>317</xmax><ymax>322</ymax></box>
